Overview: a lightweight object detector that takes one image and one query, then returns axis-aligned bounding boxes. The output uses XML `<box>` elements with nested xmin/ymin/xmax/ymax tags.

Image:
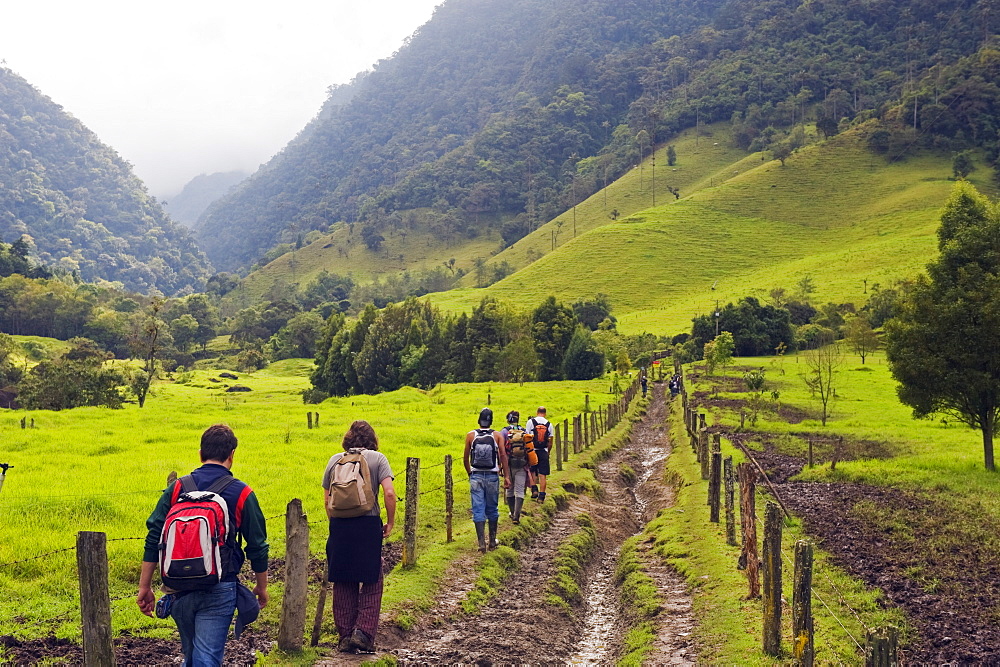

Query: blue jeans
<box><xmin>170</xmin><ymin>580</ymin><xmax>237</xmax><ymax>666</ymax></box>
<box><xmin>470</xmin><ymin>471</ymin><xmax>500</xmax><ymax>522</ymax></box>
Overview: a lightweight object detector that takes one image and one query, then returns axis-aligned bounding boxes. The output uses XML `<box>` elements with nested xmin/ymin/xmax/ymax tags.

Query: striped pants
<box><xmin>333</xmin><ymin>566</ymin><xmax>384</xmax><ymax>640</ymax></box>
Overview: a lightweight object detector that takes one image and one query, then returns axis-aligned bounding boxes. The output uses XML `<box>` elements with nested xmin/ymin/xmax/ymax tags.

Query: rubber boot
<box><xmin>538</xmin><ymin>491</ymin><xmax>546</xmax><ymax>503</ymax></box>
<box><xmin>512</xmin><ymin>497</ymin><xmax>524</xmax><ymax>525</ymax></box>
<box><xmin>488</xmin><ymin>519</ymin><xmax>498</xmax><ymax>550</ymax></box>
<box><xmin>530</xmin><ymin>484</ymin><xmax>539</xmax><ymax>500</ymax></box>
<box><xmin>475</xmin><ymin>521</ymin><xmax>487</xmax><ymax>553</ymax></box>
<box><xmin>506</xmin><ymin>496</ymin><xmax>516</xmax><ymax>520</ymax></box>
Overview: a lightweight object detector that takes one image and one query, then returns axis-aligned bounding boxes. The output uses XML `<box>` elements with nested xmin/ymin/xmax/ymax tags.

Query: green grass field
<box><xmin>661</xmin><ymin>349</ymin><xmax>1000</xmax><ymax>660</ymax></box>
<box><xmin>0</xmin><ymin>348</ymin><xmax>614</xmax><ymax>642</ymax></box>
<box><xmin>431</xmin><ymin>131</ymin><xmax>997</xmax><ymax>336</ymax></box>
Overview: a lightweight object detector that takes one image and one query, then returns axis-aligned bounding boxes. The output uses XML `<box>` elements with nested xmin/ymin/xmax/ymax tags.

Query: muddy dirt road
<box><xmin>388</xmin><ymin>384</ymin><xmax>694</xmax><ymax>665</ymax></box>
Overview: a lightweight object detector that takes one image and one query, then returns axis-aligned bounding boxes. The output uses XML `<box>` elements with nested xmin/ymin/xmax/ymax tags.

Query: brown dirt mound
<box><xmin>0</xmin><ymin>628</ymin><xmax>270</xmax><ymax>665</ymax></box>
<box><xmin>779</xmin><ymin>481</ymin><xmax>1000</xmax><ymax>664</ymax></box>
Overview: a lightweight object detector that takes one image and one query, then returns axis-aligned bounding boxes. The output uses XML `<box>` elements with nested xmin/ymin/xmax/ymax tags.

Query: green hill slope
<box><xmin>232</xmin><ymin>121</ymin><xmax>743</xmax><ymax>301</ymax></box>
<box><xmin>0</xmin><ymin>68</ymin><xmax>211</xmax><ymax>293</ymax></box>
<box><xmin>431</xmin><ymin>130</ymin><xmax>995</xmax><ymax>334</ymax></box>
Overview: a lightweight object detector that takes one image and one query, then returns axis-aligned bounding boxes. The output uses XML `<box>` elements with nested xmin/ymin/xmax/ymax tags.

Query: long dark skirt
<box><xmin>326</xmin><ymin>515</ymin><xmax>383</xmax><ymax>584</ymax></box>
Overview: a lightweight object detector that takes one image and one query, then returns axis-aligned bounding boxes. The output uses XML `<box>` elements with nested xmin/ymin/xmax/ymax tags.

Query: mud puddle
<box><xmin>569</xmin><ymin>549</ymin><xmax>621</xmax><ymax>665</ymax></box>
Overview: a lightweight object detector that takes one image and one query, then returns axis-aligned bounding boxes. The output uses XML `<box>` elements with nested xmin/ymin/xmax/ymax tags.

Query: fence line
<box><xmin>678</xmin><ymin>364</ymin><xmax>895</xmax><ymax>663</ymax></box>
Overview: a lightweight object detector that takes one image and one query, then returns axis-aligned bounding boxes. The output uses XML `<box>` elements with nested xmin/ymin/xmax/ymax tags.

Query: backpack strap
<box><xmin>205</xmin><ymin>475</ymin><xmax>237</xmax><ymax>495</ymax></box>
<box><xmin>169</xmin><ymin>476</ymin><xmax>195</xmax><ymax>504</ymax></box>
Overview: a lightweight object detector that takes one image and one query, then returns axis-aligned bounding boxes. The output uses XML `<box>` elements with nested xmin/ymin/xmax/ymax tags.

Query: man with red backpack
<box><xmin>526</xmin><ymin>406</ymin><xmax>553</xmax><ymax>502</ymax></box>
<box><xmin>136</xmin><ymin>424</ymin><xmax>269</xmax><ymax>666</ymax></box>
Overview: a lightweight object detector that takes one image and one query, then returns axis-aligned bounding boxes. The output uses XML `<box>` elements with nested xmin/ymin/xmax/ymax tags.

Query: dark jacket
<box><xmin>143</xmin><ymin>463</ymin><xmax>269</xmax><ymax>578</ymax></box>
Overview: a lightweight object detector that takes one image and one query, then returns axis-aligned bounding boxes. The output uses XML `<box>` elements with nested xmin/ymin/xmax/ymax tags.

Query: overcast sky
<box><xmin>1</xmin><ymin>0</ymin><xmax>444</xmax><ymax>198</ymax></box>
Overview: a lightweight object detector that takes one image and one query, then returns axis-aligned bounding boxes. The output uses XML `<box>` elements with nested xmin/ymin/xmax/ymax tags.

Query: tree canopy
<box><xmin>885</xmin><ymin>183</ymin><xmax>1000</xmax><ymax>471</ymax></box>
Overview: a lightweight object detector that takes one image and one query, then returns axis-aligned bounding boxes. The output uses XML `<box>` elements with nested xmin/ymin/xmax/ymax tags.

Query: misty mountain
<box><xmin>164</xmin><ymin>170</ymin><xmax>248</xmax><ymax>228</ymax></box>
<box><xmin>0</xmin><ymin>67</ymin><xmax>212</xmax><ymax>294</ymax></box>
<box><xmin>199</xmin><ymin>0</ymin><xmax>996</xmax><ymax>273</ymax></box>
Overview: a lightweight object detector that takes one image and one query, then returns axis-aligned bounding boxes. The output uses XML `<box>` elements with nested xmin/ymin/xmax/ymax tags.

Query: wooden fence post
<box><xmin>444</xmin><ymin>455</ymin><xmax>454</xmax><ymax>543</ymax></box>
<box><xmin>307</xmin><ymin>412</ymin><xmax>313</xmax><ymax>429</ymax></box>
<box><xmin>310</xmin><ymin>579</ymin><xmax>329</xmax><ymax>647</ymax></box>
<box><xmin>724</xmin><ymin>457</ymin><xmax>737</xmax><ymax>546</ymax></box>
<box><xmin>865</xmin><ymin>626</ymin><xmax>899</xmax><ymax>667</ymax></box>
<box><xmin>563</xmin><ymin>420</ymin><xmax>569</xmax><ymax>462</ymax></box>
<box><xmin>278</xmin><ymin>498</ymin><xmax>309</xmax><ymax>652</ymax></box>
<box><xmin>709</xmin><ymin>444</ymin><xmax>722</xmax><ymax>522</ymax></box>
<box><xmin>402</xmin><ymin>457</ymin><xmax>419</xmax><ymax>567</ymax></box>
<box><xmin>555</xmin><ymin>426</ymin><xmax>563</xmax><ymax>471</ymax></box>
<box><xmin>576</xmin><ymin>415</ymin><xmax>582</xmax><ymax>453</ymax></box>
<box><xmin>585</xmin><ymin>393</ymin><xmax>590</xmax><ymax>413</ymax></box>
<box><xmin>738</xmin><ymin>463</ymin><xmax>760</xmax><ymax>599</ymax></box>
<box><xmin>583</xmin><ymin>411</ymin><xmax>590</xmax><ymax>449</ymax></box>
<box><xmin>793</xmin><ymin>540</ymin><xmax>815</xmax><ymax>666</ymax></box>
<box><xmin>762</xmin><ymin>501</ymin><xmax>783</xmax><ymax>656</ymax></box>
<box><xmin>699</xmin><ymin>429</ymin><xmax>710</xmax><ymax>480</ymax></box>
<box><xmin>77</xmin><ymin>531</ymin><xmax>115</xmax><ymax>667</ymax></box>
<box><xmin>808</xmin><ymin>439</ymin><xmax>814</xmax><ymax>468</ymax></box>
<box><xmin>314</xmin><ymin>411</ymin><xmax>319</xmax><ymax>427</ymax></box>
<box><xmin>590</xmin><ymin>413</ymin><xmax>597</xmax><ymax>446</ymax></box>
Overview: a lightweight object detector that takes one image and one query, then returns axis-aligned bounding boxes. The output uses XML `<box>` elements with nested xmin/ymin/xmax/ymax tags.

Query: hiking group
<box><xmin>135</xmin><ymin>408</ymin><xmax>555</xmax><ymax>664</ymax></box>
<box><xmin>463</xmin><ymin>405</ymin><xmax>553</xmax><ymax>551</ymax></box>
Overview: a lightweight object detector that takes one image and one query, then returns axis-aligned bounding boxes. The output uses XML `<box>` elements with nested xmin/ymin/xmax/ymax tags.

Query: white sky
<box><xmin>0</xmin><ymin>0</ymin><xmax>444</xmax><ymax>198</ymax></box>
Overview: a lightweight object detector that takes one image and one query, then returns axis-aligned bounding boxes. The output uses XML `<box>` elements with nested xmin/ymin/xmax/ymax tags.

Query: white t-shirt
<box><xmin>527</xmin><ymin>416</ymin><xmax>551</xmax><ymax>451</ymax></box>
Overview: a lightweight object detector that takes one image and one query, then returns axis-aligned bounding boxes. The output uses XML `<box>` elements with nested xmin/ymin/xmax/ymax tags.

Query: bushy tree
<box><xmin>886</xmin><ymin>183</ymin><xmax>1000</xmax><ymax>471</ymax></box>
<box><xmin>19</xmin><ymin>338</ymin><xmax>125</xmax><ymax>410</ymax></box>
<box><xmin>691</xmin><ymin>297</ymin><xmax>795</xmax><ymax>357</ymax></box>
<box><xmin>531</xmin><ymin>297</ymin><xmax>577</xmax><ymax>381</ymax></box>
<box><xmin>562</xmin><ymin>326</ymin><xmax>605</xmax><ymax>380</ymax></box>
<box><xmin>270</xmin><ymin>311</ymin><xmax>325</xmax><ymax>360</ymax></box>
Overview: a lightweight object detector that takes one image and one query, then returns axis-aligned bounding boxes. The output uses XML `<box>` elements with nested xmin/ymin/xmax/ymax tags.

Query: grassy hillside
<box><xmin>458</xmin><ymin>123</ymin><xmax>752</xmax><ymax>284</ymax></box>
<box><xmin>234</xmin><ymin>122</ymin><xmax>754</xmax><ymax>306</ymax></box>
<box><xmin>224</xmin><ymin>216</ymin><xmax>501</xmax><ymax>310</ymax></box>
<box><xmin>432</xmin><ymin>130</ymin><xmax>996</xmax><ymax>335</ymax></box>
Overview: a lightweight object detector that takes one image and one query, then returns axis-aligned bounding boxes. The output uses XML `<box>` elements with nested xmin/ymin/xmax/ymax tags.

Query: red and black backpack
<box><xmin>158</xmin><ymin>475</ymin><xmax>251</xmax><ymax>591</ymax></box>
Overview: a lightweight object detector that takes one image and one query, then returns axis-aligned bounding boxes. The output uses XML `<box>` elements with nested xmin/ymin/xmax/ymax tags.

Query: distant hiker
<box><xmin>500</xmin><ymin>410</ymin><xmax>537</xmax><ymax>525</ymax></box>
<box><xmin>465</xmin><ymin>407</ymin><xmax>511</xmax><ymax>551</ymax></box>
<box><xmin>670</xmin><ymin>374</ymin><xmax>681</xmax><ymax>397</ymax></box>
<box><xmin>322</xmin><ymin>420</ymin><xmax>397</xmax><ymax>654</ymax></box>
<box><xmin>641</xmin><ymin>372</ymin><xmax>648</xmax><ymax>398</ymax></box>
<box><xmin>526</xmin><ymin>407</ymin><xmax>553</xmax><ymax>502</ymax></box>
<box><xmin>137</xmin><ymin>424</ymin><xmax>269</xmax><ymax>667</ymax></box>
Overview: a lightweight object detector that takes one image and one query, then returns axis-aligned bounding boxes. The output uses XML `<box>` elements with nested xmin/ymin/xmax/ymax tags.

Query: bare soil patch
<box><xmin>739</xmin><ymin>443</ymin><xmax>1000</xmax><ymax>663</ymax></box>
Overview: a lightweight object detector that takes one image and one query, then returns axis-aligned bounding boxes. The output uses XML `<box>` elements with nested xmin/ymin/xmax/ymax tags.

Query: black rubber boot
<box><xmin>530</xmin><ymin>484</ymin><xmax>539</xmax><ymax>500</ymax></box>
<box><xmin>506</xmin><ymin>496</ymin><xmax>516</xmax><ymax>519</ymax></box>
<box><xmin>512</xmin><ymin>497</ymin><xmax>524</xmax><ymax>524</ymax></box>
<box><xmin>488</xmin><ymin>519</ymin><xmax>498</xmax><ymax>550</ymax></box>
<box><xmin>538</xmin><ymin>491</ymin><xmax>546</xmax><ymax>503</ymax></box>
<box><xmin>475</xmin><ymin>521</ymin><xmax>487</xmax><ymax>552</ymax></box>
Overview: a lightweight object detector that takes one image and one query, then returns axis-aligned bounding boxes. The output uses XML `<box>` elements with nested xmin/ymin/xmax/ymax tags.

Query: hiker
<box><xmin>322</xmin><ymin>420</ymin><xmax>396</xmax><ymax>654</ymax></box>
<box><xmin>500</xmin><ymin>410</ymin><xmax>537</xmax><ymax>525</ymax></box>
<box><xmin>137</xmin><ymin>424</ymin><xmax>269</xmax><ymax>667</ymax></box>
<box><xmin>464</xmin><ymin>407</ymin><xmax>511</xmax><ymax>551</ymax></box>
<box><xmin>526</xmin><ymin>406</ymin><xmax>553</xmax><ymax>502</ymax></box>
<box><xmin>641</xmin><ymin>372</ymin><xmax>648</xmax><ymax>398</ymax></box>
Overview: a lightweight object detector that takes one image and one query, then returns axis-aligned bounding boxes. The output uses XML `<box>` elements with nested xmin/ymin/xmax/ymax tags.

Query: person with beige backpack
<box><xmin>322</xmin><ymin>420</ymin><xmax>397</xmax><ymax>654</ymax></box>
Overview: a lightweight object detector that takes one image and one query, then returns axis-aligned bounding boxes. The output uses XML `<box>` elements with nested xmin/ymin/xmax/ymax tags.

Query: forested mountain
<box><xmin>200</xmin><ymin>0</ymin><xmax>997</xmax><ymax>274</ymax></box>
<box><xmin>164</xmin><ymin>170</ymin><xmax>248</xmax><ymax>228</ymax></box>
<box><xmin>0</xmin><ymin>67</ymin><xmax>212</xmax><ymax>294</ymax></box>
